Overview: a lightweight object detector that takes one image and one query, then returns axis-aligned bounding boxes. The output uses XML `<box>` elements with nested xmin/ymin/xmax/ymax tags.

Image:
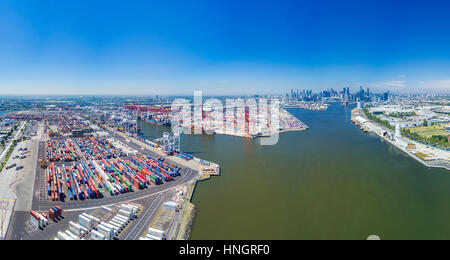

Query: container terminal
<box><xmin>124</xmin><ymin>103</ymin><xmax>308</xmax><ymax>139</ymax></box>
<box><xmin>1</xmin><ymin>110</ymin><xmax>220</xmax><ymax>240</ymax></box>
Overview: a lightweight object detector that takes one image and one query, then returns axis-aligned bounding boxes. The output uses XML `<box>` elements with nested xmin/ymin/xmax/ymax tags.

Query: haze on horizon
<box><xmin>0</xmin><ymin>0</ymin><xmax>450</xmax><ymax>96</ymax></box>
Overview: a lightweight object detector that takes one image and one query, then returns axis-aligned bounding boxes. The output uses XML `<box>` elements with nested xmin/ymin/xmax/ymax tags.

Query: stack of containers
<box><xmin>59</xmin><ymin>161</ymin><xmax>104</xmax><ymax>201</ymax></box>
<box><xmin>69</xmin><ymin>221</ymin><xmax>86</xmax><ymax>237</ymax></box>
<box><xmin>111</xmin><ymin>159</ymin><xmax>147</xmax><ymax>190</ymax></box>
<box><xmin>75</xmin><ymin>137</ymin><xmax>126</xmax><ymax>161</ymax></box>
<box><xmin>200</xmin><ymin>159</ymin><xmax>210</xmax><ymax>166</ymax></box>
<box><xmin>97</xmin><ymin>223</ymin><xmax>114</xmax><ymax>240</ymax></box>
<box><xmin>91</xmin><ymin>230</ymin><xmax>105</xmax><ymax>240</ymax></box>
<box><xmin>128</xmin><ymin>156</ymin><xmax>163</xmax><ymax>185</ymax></box>
<box><xmin>112</xmin><ymin>213</ymin><xmax>129</xmax><ymax>226</ymax></box>
<box><xmin>118</xmin><ymin>208</ymin><xmax>132</xmax><ymax>220</ymax></box>
<box><xmin>92</xmin><ymin>160</ymin><xmax>119</xmax><ymax>196</ymax></box>
<box><xmin>30</xmin><ymin>211</ymin><xmax>42</xmax><ymax>229</ymax></box>
<box><xmin>48</xmin><ymin>206</ymin><xmax>62</xmax><ymax>221</ymax></box>
<box><xmin>97</xmin><ymin>159</ymin><xmax>131</xmax><ymax>195</ymax></box>
<box><xmin>147</xmin><ymin>227</ymin><xmax>166</xmax><ymax>240</ymax></box>
<box><xmin>65</xmin><ymin>230</ymin><xmax>80</xmax><ymax>240</ymax></box>
<box><xmin>172</xmin><ymin>150</ymin><xmax>193</xmax><ymax>161</ymax></box>
<box><xmin>131</xmin><ymin>154</ymin><xmax>181</xmax><ymax>183</ymax></box>
<box><xmin>79</xmin><ymin>214</ymin><xmax>93</xmax><ymax>229</ymax></box>
<box><xmin>47</xmin><ymin>162</ymin><xmax>64</xmax><ymax>201</ymax></box>
<box><xmin>107</xmin><ymin>220</ymin><xmax>122</xmax><ymax>234</ymax></box>
<box><xmin>57</xmin><ymin>231</ymin><xmax>73</xmax><ymax>240</ymax></box>
<box><xmin>46</xmin><ymin>139</ymin><xmax>81</xmax><ymax>162</ymax></box>
<box><xmin>163</xmin><ymin>201</ymin><xmax>180</xmax><ymax>211</ymax></box>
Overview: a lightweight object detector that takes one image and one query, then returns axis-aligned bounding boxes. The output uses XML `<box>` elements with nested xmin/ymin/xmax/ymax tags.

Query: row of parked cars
<box><xmin>5</xmin><ymin>147</ymin><xmax>29</xmax><ymax>171</ymax></box>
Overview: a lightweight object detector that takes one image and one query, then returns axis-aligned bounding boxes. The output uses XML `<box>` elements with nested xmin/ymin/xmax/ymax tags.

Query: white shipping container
<box><xmin>36</xmin><ymin>213</ymin><xmax>48</xmax><ymax>226</ymax></box>
<box><xmin>113</xmin><ymin>214</ymin><xmax>128</xmax><ymax>221</ymax></box>
<box><xmin>118</xmin><ymin>209</ymin><xmax>132</xmax><ymax>219</ymax></box>
<box><xmin>69</xmin><ymin>221</ymin><xmax>83</xmax><ymax>236</ymax></box>
<box><xmin>163</xmin><ymin>201</ymin><xmax>179</xmax><ymax>211</ymax></box>
<box><xmin>139</xmin><ymin>237</ymin><xmax>150</xmax><ymax>240</ymax></box>
<box><xmin>148</xmin><ymin>227</ymin><xmax>165</xmax><ymax>238</ymax></box>
<box><xmin>100</xmin><ymin>222</ymin><xmax>117</xmax><ymax>235</ymax></box>
<box><xmin>109</xmin><ymin>219</ymin><xmax>123</xmax><ymax>228</ymax></box>
<box><xmin>121</xmin><ymin>204</ymin><xmax>134</xmax><ymax>214</ymax></box>
<box><xmin>79</xmin><ymin>215</ymin><xmax>92</xmax><ymax>229</ymax></box>
<box><xmin>65</xmin><ymin>230</ymin><xmax>80</xmax><ymax>240</ymax></box>
<box><xmin>108</xmin><ymin>221</ymin><xmax>122</xmax><ymax>231</ymax></box>
<box><xmin>97</xmin><ymin>224</ymin><xmax>113</xmax><ymax>240</ymax></box>
<box><xmin>81</xmin><ymin>213</ymin><xmax>93</xmax><ymax>220</ymax></box>
<box><xmin>127</xmin><ymin>204</ymin><xmax>139</xmax><ymax>212</ymax></box>
<box><xmin>57</xmin><ymin>231</ymin><xmax>72</xmax><ymax>240</ymax></box>
<box><xmin>146</xmin><ymin>234</ymin><xmax>163</xmax><ymax>240</ymax></box>
<box><xmin>102</xmin><ymin>206</ymin><xmax>112</xmax><ymax>212</ymax></box>
<box><xmin>91</xmin><ymin>230</ymin><xmax>105</xmax><ymax>240</ymax></box>
<box><xmin>80</xmin><ymin>225</ymin><xmax>89</xmax><ymax>233</ymax></box>
<box><xmin>30</xmin><ymin>216</ymin><xmax>40</xmax><ymax>229</ymax></box>
<box><xmin>111</xmin><ymin>217</ymin><xmax>126</xmax><ymax>226</ymax></box>
<box><xmin>111</xmin><ymin>219</ymin><xmax>126</xmax><ymax>227</ymax></box>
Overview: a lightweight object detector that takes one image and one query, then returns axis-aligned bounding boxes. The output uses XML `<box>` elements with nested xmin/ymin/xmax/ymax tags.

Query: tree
<box><xmin>40</xmin><ymin>159</ymin><xmax>48</xmax><ymax>169</ymax></box>
<box><xmin>423</xmin><ymin>119</ymin><xmax>428</xmax><ymax>127</ymax></box>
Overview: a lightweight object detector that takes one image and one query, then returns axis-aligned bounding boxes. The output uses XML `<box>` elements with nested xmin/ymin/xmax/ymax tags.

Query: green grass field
<box><xmin>407</xmin><ymin>124</ymin><xmax>448</xmax><ymax>133</ymax></box>
<box><xmin>419</xmin><ymin>130</ymin><xmax>449</xmax><ymax>137</ymax></box>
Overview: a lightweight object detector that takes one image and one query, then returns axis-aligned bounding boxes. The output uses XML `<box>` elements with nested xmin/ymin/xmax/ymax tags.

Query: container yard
<box><xmin>4</xmin><ymin>109</ymin><xmax>220</xmax><ymax>241</ymax></box>
<box><xmin>74</xmin><ymin>137</ymin><xmax>127</xmax><ymax>160</ymax></box>
<box><xmin>49</xmin><ymin>113</ymin><xmax>90</xmax><ymax>134</ymax></box>
<box><xmin>42</xmin><ymin>137</ymin><xmax>185</xmax><ymax>203</ymax></box>
<box><xmin>47</xmin><ymin>203</ymin><xmax>141</xmax><ymax>240</ymax></box>
<box><xmin>46</xmin><ymin>139</ymin><xmax>81</xmax><ymax>162</ymax></box>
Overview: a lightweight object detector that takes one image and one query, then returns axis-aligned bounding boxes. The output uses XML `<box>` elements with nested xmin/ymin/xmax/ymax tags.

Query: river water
<box><xmin>139</xmin><ymin>103</ymin><xmax>450</xmax><ymax>240</ymax></box>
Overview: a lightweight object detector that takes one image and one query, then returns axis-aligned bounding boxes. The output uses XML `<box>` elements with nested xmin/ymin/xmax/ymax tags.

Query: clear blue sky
<box><xmin>0</xmin><ymin>0</ymin><xmax>450</xmax><ymax>95</ymax></box>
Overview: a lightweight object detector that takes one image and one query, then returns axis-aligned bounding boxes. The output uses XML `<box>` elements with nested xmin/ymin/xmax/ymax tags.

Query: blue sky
<box><xmin>0</xmin><ymin>0</ymin><xmax>450</xmax><ymax>95</ymax></box>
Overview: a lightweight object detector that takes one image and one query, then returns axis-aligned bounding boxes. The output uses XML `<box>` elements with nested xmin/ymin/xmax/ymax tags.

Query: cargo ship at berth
<box><xmin>136</xmin><ymin>114</ymin><xmax>171</xmax><ymax>127</ymax></box>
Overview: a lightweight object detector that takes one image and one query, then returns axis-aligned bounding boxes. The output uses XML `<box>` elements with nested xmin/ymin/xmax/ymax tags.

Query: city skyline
<box><xmin>1</xmin><ymin>0</ymin><xmax>450</xmax><ymax>95</ymax></box>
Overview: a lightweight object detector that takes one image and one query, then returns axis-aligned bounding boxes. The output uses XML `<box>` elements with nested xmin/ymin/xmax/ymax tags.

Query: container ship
<box><xmin>142</xmin><ymin>114</ymin><xmax>171</xmax><ymax>127</ymax></box>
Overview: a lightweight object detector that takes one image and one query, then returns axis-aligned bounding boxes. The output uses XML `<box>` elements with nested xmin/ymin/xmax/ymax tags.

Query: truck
<box><xmin>6</xmin><ymin>163</ymin><xmax>17</xmax><ymax>170</ymax></box>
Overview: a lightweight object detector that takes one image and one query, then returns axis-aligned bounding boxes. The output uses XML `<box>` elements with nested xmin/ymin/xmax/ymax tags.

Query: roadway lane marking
<box><xmin>124</xmin><ymin>194</ymin><xmax>163</xmax><ymax>240</ymax></box>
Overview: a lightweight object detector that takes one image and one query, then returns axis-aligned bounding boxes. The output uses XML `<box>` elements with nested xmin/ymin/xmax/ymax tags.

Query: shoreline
<box><xmin>351</xmin><ymin>108</ymin><xmax>450</xmax><ymax>171</ymax></box>
<box><xmin>131</xmin><ymin>108</ymin><xmax>306</xmax><ymax>240</ymax></box>
<box><xmin>110</xmin><ymin>127</ymin><xmax>221</xmax><ymax>240</ymax></box>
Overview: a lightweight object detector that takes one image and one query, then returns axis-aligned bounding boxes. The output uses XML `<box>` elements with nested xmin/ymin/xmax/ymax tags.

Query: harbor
<box><xmin>181</xmin><ymin>103</ymin><xmax>450</xmax><ymax>240</ymax></box>
<box><xmin>1</xmin><ymin>110</ymin><xmax>220</xmax><ymax>240</ymax></box>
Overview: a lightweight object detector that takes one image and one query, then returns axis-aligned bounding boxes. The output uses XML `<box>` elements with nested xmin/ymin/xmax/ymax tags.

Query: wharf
<box><xmin>106</xmin><ymin>126</ymin><xmax>220</xmax><ymax>175</ymax></box>
<box><xmin>351</xmin><ymin>108</ymin><xmax>450</xmax><ymax>171</ymax></box>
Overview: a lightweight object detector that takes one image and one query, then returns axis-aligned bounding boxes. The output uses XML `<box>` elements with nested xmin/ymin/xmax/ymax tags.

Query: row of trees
<box><xmin>0</xmin><ymin>139</ymin><xmax>18</xmax><ymax>171</ymax></box>
<box><xmin>402</xmin><ymin>128</ymin><xmax>450</xmax><ymax>148</ymax></box>
<box><xmin>363</xmin><ymin>108</ymin><xmax>394</xmax><ymax>130</ymax></box>
<box><xmin>388</xmin><ymin>112</ymin><xmax>416</xmax><ymax>118</ymax></box>
<box><xmin>0</xmin><ymin>123</ymin><xmax>19</xmax><ymax>147</ymax></box>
